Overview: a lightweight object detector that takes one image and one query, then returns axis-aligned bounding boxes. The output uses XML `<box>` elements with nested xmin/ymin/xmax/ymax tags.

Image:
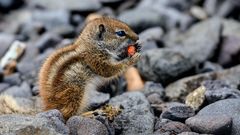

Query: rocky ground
<box><xmin>0</xmin><ymin>0</ymin><xmax>240</xmax><ymax>135</ymax></box>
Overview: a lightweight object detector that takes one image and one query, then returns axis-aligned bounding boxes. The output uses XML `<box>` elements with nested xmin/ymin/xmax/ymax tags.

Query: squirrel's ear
<box><xmin>98</xmin><ymin>24</ymin><xmax>105</xmax><ymax>40</ymax></box>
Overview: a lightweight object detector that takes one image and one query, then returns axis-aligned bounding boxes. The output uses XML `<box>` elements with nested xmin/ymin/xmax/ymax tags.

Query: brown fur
<box><xmin>39</xmin><ymin>17</ymin><xmax>140</xmax><ymax>120</ymax></box>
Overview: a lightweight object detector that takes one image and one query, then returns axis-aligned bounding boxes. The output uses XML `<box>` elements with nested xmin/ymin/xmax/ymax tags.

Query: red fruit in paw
<box><xmin>127</xmin><ymin>45</ymin><xmax>136</xmax><ymax>56</ymax></box>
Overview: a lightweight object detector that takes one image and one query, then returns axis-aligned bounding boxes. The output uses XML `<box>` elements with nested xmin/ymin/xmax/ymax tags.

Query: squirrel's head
<box><xmin>78</xmin><ymin>17</ymin><xmax>140</xmax><ymax>60</ymax></box>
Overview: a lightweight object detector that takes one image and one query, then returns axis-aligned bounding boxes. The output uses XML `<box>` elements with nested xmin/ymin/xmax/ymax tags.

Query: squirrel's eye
<box><xmin>116</xmin><ymin>31</ymin><xmax>126</xmax><ymax>37</ymax></box>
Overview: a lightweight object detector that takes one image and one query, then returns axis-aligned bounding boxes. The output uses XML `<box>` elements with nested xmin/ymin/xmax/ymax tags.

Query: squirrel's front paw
<box><xmin>129</xmin><ymin>53</ymin><xmax>141</xmax><ymax>65</ymax></box>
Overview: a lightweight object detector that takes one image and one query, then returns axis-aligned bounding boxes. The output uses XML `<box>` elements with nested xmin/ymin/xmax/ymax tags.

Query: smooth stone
<box><xmin>109</xmin><ymin>92</ymin><xmax>154</xmax><ymax>134</ymax></box>
<box><xmin>186</xmin><ymin>115</ymin><xmax>232</xmax><ymax>134</ymax></box>
<box><xmin>66</xmin><ymin>116</ymin><xmax>108</xmax><ymax>135</ymax></box>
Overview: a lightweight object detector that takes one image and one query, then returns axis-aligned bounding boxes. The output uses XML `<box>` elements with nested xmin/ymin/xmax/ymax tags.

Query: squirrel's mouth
<box><xmin>116</xmin><ymin>41</ymin><xmax>141</xmax><ymax>61</ymax></box>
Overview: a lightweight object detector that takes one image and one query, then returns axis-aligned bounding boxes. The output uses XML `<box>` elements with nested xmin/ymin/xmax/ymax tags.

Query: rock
<box><xmin>185</xmin><ymin>86</ymin><xmax>206</xmax><ymax>110</ymax></box>
<box><xmin>138</xmin><ymin>27</ymin><xmax>163</xmax><ymax>51</ymax></box>
<box><xmin>195</xmin><ymin>61</ymin><xmax>223</xmax><ymax>74</ymax></box>
<box><xmin>109</xmin><ymin>92</ymin><xmax>154</xmax><ymax>134</ymax></box>
<box><xmin>0</xmin><ymin>40</ymin><xmax>26</xmax><ymax>70</ymax></box>
<box><xmin>3</xmin><ymin>73</ymin><xmax>22</xmax><ymax>86</ymax></box>
<box><xmin>95</xmin><ymin>115</ymin><xmax>115</xmax><ymax>135</ymax></box>
<box><xmin>99</xmin><ymin>0</ymin><xmax>124</xmax><ymax>3</ymax></box>
<box><xmin>0</xmin><ymin>68</ymin><xmax>4</xmax><ymax>82</ymax></box>
<box><xmin>137</xmin><ymin>0</ymin><xmax>193</xmax><ymax>31</ymax></box>
<box><xmin>15</xmin><ymin>96</ymin><xmax>36</xmax><ymax>111</ymax></box>
<box><xmin>154</xmin><ymin>121</ymin><xmax>191</xmax><ymax>134</ymax></box>
<box><xmin>17</xmin><ymin>61</ymin><xmax>37</xmax><ymax>75</ymax></box>
<box><xmin>32</xmin><ymin>85</ymin><xmax>39</xmax><ymax>96</ymax></box>
<box><xmin>160</xmin><ymin>102</ymin><xmax>195</xmax><ymax>122</ymax></box>
<box><xmin>0</xmin><ymin>83</ymin><xmax>10</xmax><ymax>93</ymax></box>
<box><xmin>0</xmin><ymin>0</ymin><xmax>24</xmax><ymax>12</ymax></box>
<box><xmin>147</xmin><ymin>93</ymin><xmax>163</xmax><ymax>105</ymax></box>
<box><xmin>0</xmin><ymin>9</ymin><xmax>32</xmax><ymax>34</ymax></box>
<box><xmin>140</xmin><ymin>41</ymin><xmax>159</xmax><ymax>52</ymax></box>
<box><xmin>17</xmin><ymin>21</ymin><xmax>45</xmax><ymax>41</ymax></box>
<box><xmin>215</xmin><ymin>1</ymin><xmax>235</xmax><ymax>17</ymax></box>
<box><xmin>1</xmin><ymin>82</ymin><xmax>32</xmax><ymax>98</ymax></box>
<box><xmin>142</xmin><ymin>81</ymin><xmax>164</xmax><ymax>97</ymax></box>
<box><xmin>138</xmin><ymin>0</ymin><xmax>191</xmax><ymax>12</ymax></box>
<box><xmin>178</xmin><ymin>132</ymin><xmax>202</xmax><ymax>135</ymax></box>
<box><xmin>118</xmin><ymin>8</ymin><xmax>163</xmax><ymax>33</ymax></box>
<box><xmin>32</xmin><ymin>10</ymin><xmax>70</xmax><ymax>31</ymax></box>
<box><xmin>203</xmin><ymin>80</ymin><xmax>240</xmax><ymax>103</ymax></box>
<box><xmin>190</xmin><ymin>6</ymin><xmax>208</xmax><ymax>20</ymax></box>
<box><xmin>18</xmin><ymin>41</ymin><xmax>40</xmax><ymax>63</ymax></box>
<box><xmin>0</xmin><ymin>114</ymin><xmax>69</xmax><ymax>135</ymax></box>
<box><xmin>142</xmin><ymin>81</ymin><xmax>165</xmax><ymax>105</ymax></box>
<box><xmin>165</xmin><ymin>65</ymin><xmax>240</xmax><ymax>101</ymax></box>
<box><xmin>139</xmin><ymin>27</ymin><xmax>164</xmax><ymax>43</ymax></box>
<box><xmin>70</xmin><ymin>14</ymin><xmax>84</xmax><ymax>26</ymax></box>
<box><xmin>222</xmin><ymin>19</ymin><xmax>240</xmax><ymax>38</ymax></box>
<box><xmin>203</xmin><ymin>0</ymin><xmax>235</xmax><ymax>17</ymax></box>
<box><xmin>203</xmin><ymin>0</ymin><xmax>217</xmax><ymax>16</ymax></box>
<box><xmin>197</xmin><ymin>99</ymin><xmax>240</xmax><ymax>135</ymax></box>
<box><xmin>218</xmin><ymin>36</ymin><xmax>240</xmax><ymax>66</ymax></box>
<box><xmin>137</xmin><ymin>18</ymin><xmax>221</xmax><ymax>85</ymax></box>
<box><xmin>218</xmin><ymin>20</ymin><xmax>240</xmax><ymax>66</ymax></box>
<box><xmin>52</xmin><ymin>25</ymin><xmax>76</xmax><ymax>38</ymax></box>
<box><xmin>88</xmin><ymin>90</ymin><xmax>110</xmax><ymax>109</ymax></box>
<box><xmin>118</xmin><ymin>3</ymin><xmax>193</xmax><ymax>32</ymax></box>
<box><xmin>29</xmin><ymin>0</ymin><xmax>102</xmax><ymax>12</ymax></box>
<box><xmin>0</xmin><ymin>33</ymin><xmax>14</xmax><ymax>57</ymax></box>
<box><xmin>186</xmin><ymin>115</ymin><xmax>232</xmax><ymax>134</ymax></box>
<box><xmin>154</xmin><ymin>118</ymin><xmax>172</xmax><ymax>130</ymax></box>
<box><xmin>35</xmin><ymin>48</ymin><xmax>54</xmax><ymax>67</ymax></box>
<box><xmin>36</xmin><ymin>109</ymin><xmax>69</xmax><ymax>134</ymax></box>
<box><xmin>66</xmin><ymin>116</ymin><xmax>108</xmax><ymax>135</ymax></box>
<box><xmin>35</xmin><ymin>32</ymin><xmax>62</xmax><ymax>53</ymax></box>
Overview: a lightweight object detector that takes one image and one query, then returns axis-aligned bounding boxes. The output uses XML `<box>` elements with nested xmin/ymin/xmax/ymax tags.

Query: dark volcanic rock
<box><xmin>160</xmin><ymin>103</ymin><xmax>195</xmax><ymax>122</ymax></box>
<box><xmin>203</xmin><ymin>80</ymin><xmax>240</xmax><ymax>103</ymax></box>
<box><xmin>0</xmin><ymin>0</ymin><xmax>24</xmax><ymax>12</ymax></box>
<box><xmin>1</xmin><ymin>82</ymin><xmax>32</xmax><ymax>98</ymax></box>
<box><xmin>197</xmin><ymin>99</ymin><xmax>240</xmax><ymax>135</ymax></box>
<box><xmin>166</xmin><ymin>65</ymin><xmax>240</xmax><ymax>101</ymax></box>
<box><xmin>137</xmin><ymin>18</ymin><xmax>221</xmax><ymax>85</ymax></box>
<box><xmin>139</xmin><ymin>27</ymin><xmax>164</xmax><ymax>43</ymax></box>
<box><xmin>32</xmin><ymin>10</ymin><xmax>70</xmax><ymax>31</ymax></box>
<box><xmin>154</xmin><ymin>121</ymin><xmax>191</xmax><ymax>134</ymax></box>
<box><xmin>118</xmin><ymin>8</ymin><xmax>163</xmax><ymax>33</ymax></box>
<box><xmin>186</xmin><ymin>115</ymin><xmax>232</xmax><ymax>134</ymax></box>
<box><xmin>0</xmin><ymin>114</ymin><xmax>69</xmax><ymax>135</ymax></box>
<box><xmin>142</xmin><ymin>81</ymin><xmax>164</xmax><ymax>97</ymax></box>
<box><xmin>35</xmin><ymin>32</ymin><xmax>62</xmax><ymax>53</ymax></box>
<box><xmin>178</xmin><ymin>132</ymin><xmax>202</xmax><ymax>135</ymax></box>
<box><xmin>109</xmin><ymin>92</ymin><xmax>154</xmax><ymax>134</ymax></box>
<box><xmin>195</xmin><ymin>61</ymin><xmax>223</xmax><ymax>74</ymax></box>
<box><xmin>143</xmin><ymin>81</ymin><xmax>164</xmax><ymax>105</ymax></box>
<box><xmin>3</xmin><ymin>73</ymin><xmax>22</xmax><ymax>86</ymax></box>
<box><xmin>36</xmin><ymin>109</ymin><xmax>69</xmax><ymax>135</ymax></box>
<box><xmin>218</xmin><ymin>19</ymin><xmax>240</xmax><ymax>66</ymax></box>
<box><xmin>0</xmin><ymin>33</ymin><xmax>14</xmax><ymax>57</ymax></box>
<box><xmin>28</xmin><ymin>0</ymin><xmax>102</xmax><ymax>12</ymax></box>
<box><xmin>88</xmin><ymin>90</ymin><xmax>110</xmax><ymax>109</ymax></box>
<box><xmin>0</xmin><ymin>83</ymin><xmax>10</xmax><ymax>93</ymax></box>
<box><xmin>67</xmin><ymin>116</ymin><xmax>108</xmax><ymax>135</ymax></box>
<box><xmin>137</xmin><ymin>0</ymin><xmax>193</xmax><ymax>31</ymax></box>
<box><xmin>204</xmin><ymin>0</ymin><xmax>237</xmax><ymax>17</ymax></box>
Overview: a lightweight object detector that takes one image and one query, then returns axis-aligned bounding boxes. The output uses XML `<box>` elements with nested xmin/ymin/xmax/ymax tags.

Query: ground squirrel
<box><xmin>39</xmin><ymin>17</ymin><xmax>141</xmax><ymax>119</ymax></box>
